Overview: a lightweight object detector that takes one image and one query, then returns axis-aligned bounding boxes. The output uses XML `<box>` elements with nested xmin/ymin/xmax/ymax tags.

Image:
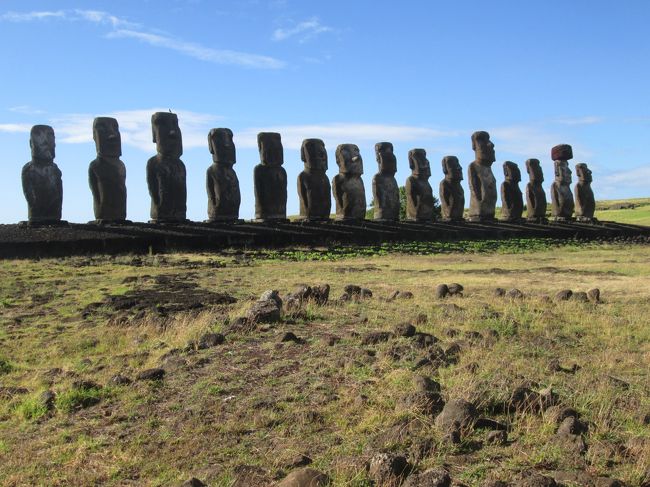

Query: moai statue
<box><xmin>500</xmin><ymin>161</ymin><xmax>524</xmax><ymax>222</ymax></box>
<box><xmin>21</xmin><ymin>125</ymin><xmax>63</xmax><ymax>224</ymax></box>
<box><xmin>332</xmin><ymin>144</ymin><xmax>366</xmax><ymax>221</ymax></box>
<box><xmin>372</xmin><ymin>142</ymin><xmax>400</xmax><ymax>221</ymax></box>
<box><xmin>467</xmin><ymin>131</ymin><xmax>497</xmax><ymax>222</ymax></box>
<box><xmin>525</xmin><ymin>158</ymin><xmax>547</xmax><ymax>222</ymax></box>
<box><xmin>254</xmin><ymin>132</ymin><xmax>287</xmax><ymax>222</ymax></box>
<box><xmin>550</xmin><ymin>144</ymin><xmax>575</xmax><ymax>221</ymax></box>
<box><xmin>574</xmin><ymin>163</ymin><xmax>595</xmax><ymax>222</ymax></box>
<box><xmin>147</xmin><ymin>112</ymin><xmax>187</xmax><ymax>223</ymax></box>
<box><xmin>297</xmin><ymin>138</ymin><xmax>331</xmax><ymax>221</ymax></box>
<box><xmin>88</xmin><ymin>117</ymin><xmax>127</xmax><ymax>223</ymax></box>
<box><xmin>206</xmin><ymin>128</ymin><xmax>241</xmax><ymax>222</ymax></box>
<box><xmin>439</xmin><ymin>155</ymin><xmax>464</xmax><ymax>221</ymax></box>
<box><xmin>405</xmin><ymin>149</ymin><xmax>435</xmax><ymax>222</ymax></box>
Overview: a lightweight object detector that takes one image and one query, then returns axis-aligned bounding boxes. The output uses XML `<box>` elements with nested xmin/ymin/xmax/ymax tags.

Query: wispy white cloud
<box><xmin>1</xmin><ymin>10</ymin><xmax>65</xmax><ymax>21</ymax></box>
<box><xmin>9</xmin><ymin>105</ymin><xmax>45</xmax><ymax>115</ymax></box>
<box><xmin>1</xmin><ymin>9</ymin><xmax>285</xmax><ymax>69</ymax></box>
<box><xmin>107</xmin><ymin>29</ymin><xmax>285</xmax><ymax>69</ymax></box>
<box><xmin>553</xmin><ymin>116</ymin><xmax>604</xmax><ymax>126</ymax></box>
<box><xmin>237</xmin><ymin>123</ymin><xmax>458</xmax><ymax>150</ymax></box>
<box><xmin>0</xmin><ymin>123</ymin><xmax>32</xmax><ymax>133</ymax></box>
<box><xmin>489</xmin><ymin>125</ymin><xmax>562</xmax><ymax>159</ymax></box>
<box><xmin>599</xmin><ymin>165</ymin><xmax>650</xmax><ymax>188</ymax></box>
<box><xmin>272</xmin><ymin>17</ymin><xmax>333</xmax><ymax>42</ymax></box>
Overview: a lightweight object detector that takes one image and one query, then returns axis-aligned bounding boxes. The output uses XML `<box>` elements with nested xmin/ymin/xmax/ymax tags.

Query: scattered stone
<box><xmin>548</xmin><ymin>358</ymin><xmax>562</xmax><ymax>372</ymax></box>
<box><xmin>572</xmin><ymin>291</ymin><xmax>589</xmax><ymax>302</ymax></box>
<box><xmin>435</xmin><ymin>284</ymin><xmax>449</xmax><ymax>299</ymax></box>
<box><xmin>246</xmin><ymin>299</ymin><xmax>281</xmax><ymax>324</ymax></box>
<box><xmin>196</xmin><ymin>332</ymin><xmax>225</xmax><ymax>350</ymax></box>
<box><xmin>403</xmin><ymin>468</ymin><xmax>451</xmax><ymax>487</ymax></box>
<box><xmin>442</xmin><ymin>423</ymin><xmax>461</xmax><ymax>444</ymax></box>
<box><xmin>323</xmin><ymin>335</ymin><xmax>340</xmax><ymax>346</ymax></box>
<box><xmin>447</xmin><ymin>283</ymin><xmax>464</xmax><ymax>296</ymax></box>
<box><xmin>555</xmin><ymin>289</ymin><xmax>573</xmax><ymax>301</ymax></box>
<box><xmin>444</xmin><ymin>328</ymin><xmax>459</xmax><ymax>338</ymax></box>
<box><xmin>360</xmin><ymin>288</ymin><xmax>373</xmax><ymax>299</ymax></box>
<box><xmin>486</xmin><ymin>430</ymin><xmax>507</xmax><ymax>445</ymax></box>
<box><xmin>344</xmin><ymin>284</ymin><xmax>362</xmax><ymax>296</ymax></box>
<box><xmin>513</xmin><ymin>471</ymin><xmax>558</xmax><ymax>487</ymax></box>
<box><xmin>293</xmin><ymin>284</ymin><xmax>312</xmax><ymax>301</ymax></box>
<box><xmin>39</xmin><ymin>390</ymin><xmax>56</xmax><ymax>411</ymax></box>
<box><xmin>396</xmin><ymin>391</ymin><xmax>445</xmax><ymax>416</ymax></box>
<box><xmin>361</xmin><ymin>331</ymin><xmax>392</xmax><ymax>345</ymax></box>
<box><xmin>587</xmin><ymin>288</ymin><xmax>601</xmax><ymax>303</ymax></box>
<box><xmin>394</xmin><ymin>322</ymin><xmax>416</xmax><ymax>337</ymax></box>
<box><xmin>412</xmin><ymin>332</ymin><xmax>439</xmax><ymax>348</ymax></box>
<box><xmin>181</xmin><ymin>478</ymin><xmax>206</xmax><ymax>487</ymax></box>
<box><xmin>260</xmin><ymin>289</ymin><xmax>283</xmax><ymax>308</ymax></box>
<box><xmin>284</xmin><ymin>454</ymin><xmax>312</xmax><ymax>469</ymax></box>
<box><xmin>280</xmin><ymin>331</ymin><xmax>303</xmax><ymax>344</ymax></box>
<box><xmin>311</xmin><ymin>284</ymin><xmax>330</xmax><ymax>305</ymax></box>
<box><xmin>493</xmin><ymin>287</ymin><xmax>506</xmax><ymax>297</ymax></box>
<box><xmin>444</xmin><ymin>343</ymin><xmax>462</xmax><ymax>363</ymax></box>
<box><xmin>465</xmin><ymin>330</ymin><xmax>483</xmax><ymax>342</ymax></box>
<box><xmin>0</xmin><ymin>386</ymin><xmax>29</xmax><ymax>399</ymax></box>
<box><xmin>482</xmin><ymin>481</ymin><xmax>508</xmax><ymax>487</ymax></box>
<box><xmin>438</xmin><ymin>303</ymin><xmax>464</xmax><ymax>314</ymax></box>
<box><xmin>136</xmin><ymin>368</ymin><xmax>165</xmax><ymax>381</ymax></box>
<box><xmin>415</xmin><ymin>313</ymin><xmax>428</xmax><ymax>325</ymax></box>
<box><xmin>368</xmin><ymin>453</ymin><xmax>410</xmax><ymax>485</ymax></box>
<box><xmin>396</xmin><ymin>291</ymin><xmax>414</xmax><ymax>299</ymax></box>
<box><xmin>509</xmin><ymin>386</ymin><xmax>556</xmax><ymax>413</ymax></box>
<box><xmin>435</xmin><ymin>399</ymin><xmax>477</xmax><ymax>432</ymax></box>
<box><xmin>506</xmin><ymin>288</ymin><xmax>524</xmax><ymax>299</ymax></box>
<box><xmin>413</xmin><ymin>376</ymin><xmax>441</xmax><ymax>393</ymax></box>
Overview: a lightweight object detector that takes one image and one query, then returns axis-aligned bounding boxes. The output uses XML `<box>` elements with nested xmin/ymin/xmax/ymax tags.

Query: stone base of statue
<box><xmin>372</xmin><ymin>218</ymin><xmax>399</xmax><ymax>224</ymax></box>
<box><xmin>441</xmin><ymin>217</ymin><xmax>464</xmax><ymax>223</ymax></box>
<box><xmin>334</xmin><ymin>216</ymin><xmax>366</xmax><ymax>223</ymax></box>
<box><xmin>88</xmin><ymin>219</ymin><xmax>132</xmax><ymax>226</ymax></box>
<box><xmin>500</xmin><ymin>217</ymin><xmax>524</xmax><ymax>223</ymax></box>
<box><xmin>296</xmin><ymin>216</ymin><xmax>331</xmax><ymax>223</ymax></box>
<box><xmin>149</xmin><ymin>218</ymin><xmax>190</xmax><ymax>225</ymax></box>
<box><xmin>527</xmin><ymin>217</ymin><xmax>549</xmax><ymax>224</ymax></box>
<box><xmin>576</xmin><ymin>216</ymin><xmax>597</xmax><ymax>223</ymax></box>
<box><xmin>552</xmin><ymin>217</ymin><xmax>574</xmax><ymax>223</ymax></box>
<box><xmin>467</xmin><ymin>216</ymin><xmax>496</xmax><ymax>223</ymax></box>
<box><xmin>254</xmin><ymin>218</ymin><xmax>290</xmax><ymax>224</ymax></box>
<box><xmin>19</xmin><ymin>220</ymin><xmax>69</xmax><ymax>228</ymax></box>
<box><xmin>204</xmin><ymin>218</ymin><xmax>244</xmax><ymax>224</ymax></box>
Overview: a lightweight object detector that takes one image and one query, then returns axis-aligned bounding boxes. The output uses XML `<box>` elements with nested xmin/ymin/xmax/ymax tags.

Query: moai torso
<box><xmin>147</xmin><ymin>112</ymin><xmax>187</xmax><ymax>222</ymax></box>
<box><xmin>89</xmin><ymin>117</ymin><xmax>127</xmax><ymax>222</ymax></box>
<box><xmin>500</xmin><ymin>161</ymin><xmax>523</xmax><ymax>222</ymax></box>
<box><xmin>22</xmin><ymin>125</ymin><xmax>63</xmax><ymax>223</ymax></box>
<box><xmin>254</xmin><ymin>132</ymin><xmax>287</xmax><ymax>221</ymax></box>
<box><xmin>574</xmin><ymin>163</ymin><xmax>595</xmax><ymax>221</ymax></box>
<box><xmin>297</xmin><ymin>138</ymin><xmax>331</xmax><ymax>221</ymax></box>
<box><xmin>439</xmin><ymin>155</ymin><xmax>464</xmax><ymax>221</ymax></box>
<box><xmin>467</xmin><ymin>131</ymin><xmax>497</xmax><ymax>221</ymax></box>
<box><xmin>550</xmin><ymin>144</ymin><xmax>574</xmax><ymax>221</ymax></box>
<box><xmin>372</xmin><ymin>142</ymin><xmax>400</xmax><ymax>221</ymax></box>
<box><xmin>332</xmin><ymin>144</ymin><xmax>366</xmax><ymax>220</ymax></box>
<box><xmin>206</xmin><ymin>128</ymin><xmax>240</xmax><ymax>222</ymax></box>
<box><xmin>525</xmin><ymin>158</ymin><xmax>547</xmax><ymax>222</ymax></box>
<box><xmin>406</xmin><ymin>149</ymin><xmax>434</xmax><ymax>222</ymax></box>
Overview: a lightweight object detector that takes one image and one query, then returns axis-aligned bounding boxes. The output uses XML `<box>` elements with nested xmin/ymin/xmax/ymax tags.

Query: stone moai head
<box><xmin>551</xmin><ymin>144</ymin><xmax>573</xmax><ymax>162</ymax></box>
<box><xmin>257</xmin><ymin>132</ymin><xmax>284</xmax><ymax>167</ymax></box>
<box><xmin>336</xmin><ymin>144</ymin><xmax>363</xmax><ymax>175</ymax></box>
<box><xmin>301</xmin><ymin>138</ymin><xmax>327</xmax><ymax>172</ymax></box>
<box><xmin>208</xmin><ymin>128</ymin><xmax>236</xmax><ymax>165</ymax></box>
<box><xmin>575</xmin><ymin>163</ymin><xmax>592</xmax><ymax>183</ymax></box>
<box><xmin>442</xmin><ymin>155</ymin><xmax>463</xmax><ymax>182</ymax></box>
<box><xmin>526</xmin><ymin>158</ymin><xmax>544</xmax><ymax>184</ymax></box>
<box><xmin>554</xmin><ymin>160</ymin><xmax>572</xmax><ymax>185</ymax></box>
<box><xmin>375</xmin><ymin>142</ymin><xmax>397</xmax><ymax>175</ymax></box>
<box><xmin>503</xmin><ymin>161</ymin><xmax>521</xmax><ymax>183</ymax></box>
<box><xmin>152</xmin><ymin>112</ymin><xmax>183</xmax><ymax>158</ymax></box>
<box><xmin>30</xmin><ymin>124</ymin><xmax>55</xmax><ymax>163</ymax></box>
<box><xmin>471</xmin><ymin>131</ymin><xmax>495</xmax><ymax>165</ymax></box>
<box><xmin>408</xmin><ymin>149</ymin><xmax>431</xmax><ymax>178</ymax></box>
<box><xmin>93</xmin><ymin>117</ymin><xmax>122</xmax><ymax>158</ymax></box>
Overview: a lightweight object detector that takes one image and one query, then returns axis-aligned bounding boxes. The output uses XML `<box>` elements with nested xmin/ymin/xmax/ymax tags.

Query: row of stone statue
<box><xmin>21</xmin><ymin>112</ymin><xmax>595</xmax><ymax>225</ymax></box>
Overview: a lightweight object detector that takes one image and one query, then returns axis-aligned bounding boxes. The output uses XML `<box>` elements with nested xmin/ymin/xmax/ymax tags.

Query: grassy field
<box><xmin>0</xmin><ymin>241</ymin><xmax>649</xmax><ymax>486</ymax></box>
<box><xmin>595</xmin><ymin>198</ymin><xmax>650</xmax><ymax>226</ymax></box>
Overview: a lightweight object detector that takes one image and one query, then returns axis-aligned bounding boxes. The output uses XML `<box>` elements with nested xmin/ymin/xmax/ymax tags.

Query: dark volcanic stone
<box><xmin>197</xmin><ymin>332</ymin><xmax>225</xmax><ymax>349</ymax></box>
<box><xmin>440</xmin><ymin>155</ymin><xmax>465</xmax><ymax>221</ymax></box>
<box><xmin>396</xmin><ymin>391</ymin><xmax>445</xmax><ymax>416</ymax></box>
<box><xmin>468</xmin><ymin>131</ymin><xmax>497</xmax><ymax>222</ymax></box>
<box><xmin>554</xmin><ymin>289</ymin><xmax>573</xmax><ymax>301</ymax></box>
<box><xmin>344</xmin><ymin>284</ymin><xmax>362</xmax><ymax>296</ymax></box>
<box><xmin>435</xmin><ymin>284</ymin><xmax>449</xmax><ymax>299</ymax></box>
<box><xmin>311</xmin><ymin>284</ymin><xmax>330</xmax><ymax>305</ymax></box>
<box><xmin>110</xmin><ymin>374</ymin><xmax>132</xmax><ymax>386</ymax></box>
<box><xmin>403</xmin><ymin>468</ymin><xmax>451</xmax><ymax>487</ymax></box>
<box><xmin>372</xmin><ymin>142</ymin><xmax>400</xmax><ymax>221</ymax></box>
<box><xmin>333</xmin><ymin>144</ymin><xmax>366</xmax><ymax>221</ymax></box>
<box><xmin>506</xmin><ymin>288</ymin><xmax>524</xmax><ymax>299</ymax></box>
<box><xmin>435</xmin><ymin>399</ymin><xmax>477</xmax><ymax>431</ymax></box>
<box><xmin>181</xmin><ymin>478</ymin><xmax>206</xmax><ymax>487</ymax></box>
<box><xmin>254</xmin><ymin>132</ymin><xmax>287</xmax><ymax>221</ymax></box>
<box><xmin>486</xmin><ymin>429</ymin><xmax>507</xmax><ymax>445</ymax></box>
<box><xmin>361</xmin><ymin>331</ymin><xmax>392</xmax><ymax>345</ymax></box>
<box><xmin>447</xmin><ymin>283</ymin><xmax>464</xmax><ymax>296</ymax></box>
<box><xmin>587</xmin><ymin>288</ymin><xmax>601</xmax><ymax>303</ymax></box>
<box><xmin>206</xmin><ymin>128</ymin><xmax>241</xmax><ymax>222</ymax></box>
<box><xmin>298</xmin><ymin>139</ymin><xmax>331</xmax><ymax>221</ymax></box>
<box><xmin>280</xmin><ymin>331</ymin><xmax>302</xmax><ymax>343</ymax></box>
<box><xmin>494</xmin><ymin>287</ymin><xmax>506</xmax><ymax>297</ymax></box>
<box><xmin>501</xmin><ymin>161</ymin><xmax>524</xmax><ymax>221</ymax></box>
<box><xmin>572</xmin><ymin>291</ymin><xmax>589</xmax><ymax>302</ymax></box>
<box><xmin>414</xmin><ymin>375</ymin><xmax>441</xmax><ymax>393</ymax></box>
<box><xmin>406</xmin><ymin>149</ymin><xmax>435</xmax><ymax>221</ymax></box>
<box><xmin>394</xmin><ymin>322</ymin><xmax>416</xmax><ymax>337</ymax></box>
<box><xmin>247</xmin><ymin>299</ymin><xmax>281</xmax><ymax>324</ymax></box>
<box><xmin>368</xmin><ymin>453</ymin><xmax>410</xmax><ymax>485</ymax></box>
<box><xmin>136</xmin><ymin>368</ymin><xmax>165</xmax><ymax>381</ymax></box>
<box><xmin>277</xmin><ymin>467</ymin><xmax>330</xmax><ymax>486</ymax></box>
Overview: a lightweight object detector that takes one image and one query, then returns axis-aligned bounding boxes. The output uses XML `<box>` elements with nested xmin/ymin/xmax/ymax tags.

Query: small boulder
<box><xmin>39</xmin><ymin>390</ymin><xmax>56</xmax><ymax>411</ymax></box>
<box><xmin>587</xmin><ymin>288</ymin><xmax>600</xmax><ymax>303</ymax></box>
<box><xmin>360</xmin><ymin>288</ymin><xmax>373</xmax><ymax>299</ymax></box>
<box><xmin>554</xmin><ymin>289</ymin><xmax>573</xmax><ymax>301</ymax></box>
<box><xmin>110</xmin><ymin>374</ymin><xmax>132</xmax><ymax>386</ymax></box>
<box><xmin>395</xmin><ymin>391</ymin><xmax>445</xmax><ymax>416</ymax></box>
<box><xmin>494</xmin><ymin>287</ymin><xmax>506</xmax><ymax>297</ymax></box>
<box><xmin>435</xmin><ymin>399</ymin><xmax>477</xmax><ymax>432</ymax></box>
<box><xmin>506</xmin><ymin>288</ymin><xmax>524</xmax><ymax>299</ymax></box>
<box><xmin>181</xmin><ymin>478</ymin><xmax>206</xmax><ymax>487</ymax></box>
<box><xmin>344</xmin><ymin>284</ymin><xmax>362</xmax><ymax>296</ymax></box>
<box><xmin>368</xmin><ymin>453</ymin><xmax>410</xmax><ymax>485</ymax></box>
<box><xmin>486</xmin><ymin>429</ymin><xmax>507</xmax><ymax>445</ymax></box>
<box><xmin>447</xmin><ymin>283</ymin><xmax>464</xmax><ymax>296</ymax></box>
<box><xmin>403</xmin><ymin>468</ymin><xmax>451</xmax><ymax>487</ymax></box>
<box><xmin>260</xmin><ymin>289</ymin><xmax>282</xmax><ymax>308</ymax></box>
<box><xmin>197</xmin><ymin>332</ymin><xmax>225</xmax><ymax>350</ymax></box>
<box><xmin>435</xmin><ymin>284</ymin><xmax>449</xmax><ymax>299</ymax></box>
<box><xmin>311</xmin><ymin>284</ymin><xmax>330</xmax><ymax>305</ymax></box>
<box><xmin>413</xmin><ymin>375</ymin><xmax>441</xmax><ymax>393</ymax></box>
<box><xmin>247</xmin><ymin>299</ymin><xmax>281</xmax><ymax>324</ymax></box>
<box><xmin>361</xmin><ymin>331</ymin><xmax>392</xmax><ymax>345</ymax></box>
<box><xmin>277</xmin><ymin>467</ymin><xmax>330</xmax><ymax>487</ymax></box>
<box><xmin>280</xmin><ymin>331</ymin><xmax>303</xmax><ymax>344</ymax></box>
<box><xmin>394</xmin><ymin>322</ymin><xmax>416</xmax><ymax>337</ymax></box>
<box><xmin>136</xmin><ymin>368</ymin><xmax>165</xmax><ymax>381</ymax></box>
<box><xmin>572</xmin><ymin>291</ymin><xmax>589</xmax><ymax>303</ymax></box>
<box><xmin>412</xmin><ymin>332</ymin><xmax>439</xmax><ymax>348</ymax></box>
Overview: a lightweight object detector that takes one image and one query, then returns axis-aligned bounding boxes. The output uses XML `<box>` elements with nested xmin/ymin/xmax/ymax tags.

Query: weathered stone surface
<box><xmin>486</xmin><ymin>429</ymin><xmax>508</xmax><ymax>445</ymax></box>
<box><xmin>311</xmin><ymin>284</ymin><xmax>330</xmax><ymax>305</ymax></box>
<box><xmin>526</xmin><ymin>158</ymin><xmax>547</xmax><ymax>222</ymax></box>
<box><xmin>254</xmin><ymin>132</ymin><xmax>287</xmax><ymax>222</ymax></box>
<box><xmin>435</xmin><ymin>399</ymin><xmax>477</xmax><ymax>431</ymax></box>
<box><xmin>501</xmin><ymin>161</ymin><xmax>524</xmax><ymax>221</ymax></box>
<box><xmin>332</xmin><ymin>144</ymin><xmax>366</xmax><ymax>220</ymax></box>
<box><xmin>447</xmin><ymin>283</ymin><xmax>464</xmax><ymax>296</ymax></box>
<box><xmin>277</xmin><ymin>467</ymin><xmax>330</xmax><ymax>487</ymax></box>
<box><xmin>414</xmin><ymin>375</ymin><xmax>441</xmax><ymax>393</ymax></box>
<box><xmin>396</xmin><ymin>391</ymin><xmax>445</xmax><ymax>416</ymax></box>
<box><xmin>403</xmin><ymin>468</ymin><xmax>451</xmax><ymax>487</ymax></box>
<box><xmin>206</xmin><ymin>128</ymin><xmax>241</xmax><ymax>222</ymax></box>
<box><xmin>506</xmin><ymin>288</ymin><xmax>524</xmax><ymax>299</ymax></box>
<box><xmin>372</xmin><ymin>142</ymin><xmax>400</xmax><ymax>221</ymax></box>
<box><xmin>247</xmin><ymin>299</ymin><xmax>281</xmax><ymax>324</ymax></box>
<box><xmin>575</xmin><ymin>163</ymin><xmax>595</xmax><ymax>222</ymax></box>
<box><xmin>435</xmin><ymin>284</ymin><xmax>449</xmax><ymax>299</ymax></box>
<box><xmin>394</xmin><ymin>322</ymin><xmax>416</xmax><ymax>337</ymax></box>
<box><xmin>361</xmin><ymin>331</ymin><xmax>392</xmax><ymax>345</ymax></box>
<box><xmin>550</xmin><ymin>144</ymin><xmax>575</xmax><ymax>221</ymax></box>
<box><xmin>298</xmin><ymin>138</ymin><xmax>331</xmax><ymax>221</ymax></box>
<box><xmin>468</xmin><ymin>131</ymin><xmax>497</xmax><ymax>222</ymax></box>
<box><xmin>587</xmin><ymin>288</ymin><xmax>600</xmax><ymax>303</ymax></box>
<box><xmin>555</xmin><ymin>289</ymin><xmax>573</xmax><ymax>301</ymax></box>
<box><xmin>368</xmin><ymin>453</ymin><xmax>410</xmax><ymax>485</ymax></box>
<box><xmin>196</xmin><ymin>332</ymin><xmax>225</xmax><ymax>349</ymax></box>
<box><xmin>22</xmin><ymin>125</ymin><xmax>63</xmax><ymax>223</ymax></box>
<box><xmin>136</xmin><ymin>368</ymin><xmax>165</xmax><ymax>381</ymax></box>
<box><xmin>260</xmin><ymin>289</ymin><xmax>283</xmax><ymax>308</ymax></box>
<box><xmin>439</xmin><ymin>156</ymin><xmax>465</xmax><ymax>221</ymax></box>
<box><xmin>147</xmin><ymin>112</ymin><xmax>187</xmax><ymax>223</ymax></box>
<box><xmin>89</xmin><ymin>117</ymin><xmax>127</xmax><ymax>223</ymax></box>
<box><xmin>513</xmin><ymin>471</ymin><xmax>558</xmax><ymax>487</ymax></box>
<box><xmin>181</xmin><ymin>478</ymin><xmax>206</xmax><ymax>487</ymax></box>
<box><xmin>406</xmin><ymin>149</ymin><xmax>435</xmax><ymax>222</ymax></box>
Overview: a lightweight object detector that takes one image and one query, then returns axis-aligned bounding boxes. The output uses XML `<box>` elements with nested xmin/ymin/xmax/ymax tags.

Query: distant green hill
<box><xmin>595</xmin><ymin>198</ymin><xmax>650</xmax><ymax>226</ymax></box>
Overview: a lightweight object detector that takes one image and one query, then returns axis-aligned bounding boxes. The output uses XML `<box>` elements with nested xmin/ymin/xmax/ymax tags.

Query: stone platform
<box><xmin>0</xmin><ymin>220</ymin><xmax>648</xmax><ymax>258</ymax></box>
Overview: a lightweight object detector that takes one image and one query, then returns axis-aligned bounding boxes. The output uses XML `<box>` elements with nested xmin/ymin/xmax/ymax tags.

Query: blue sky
<box><xmin>1</xmin><ymin>0</ymin><xmax>649</xmax><ymax>223</ymax></box>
